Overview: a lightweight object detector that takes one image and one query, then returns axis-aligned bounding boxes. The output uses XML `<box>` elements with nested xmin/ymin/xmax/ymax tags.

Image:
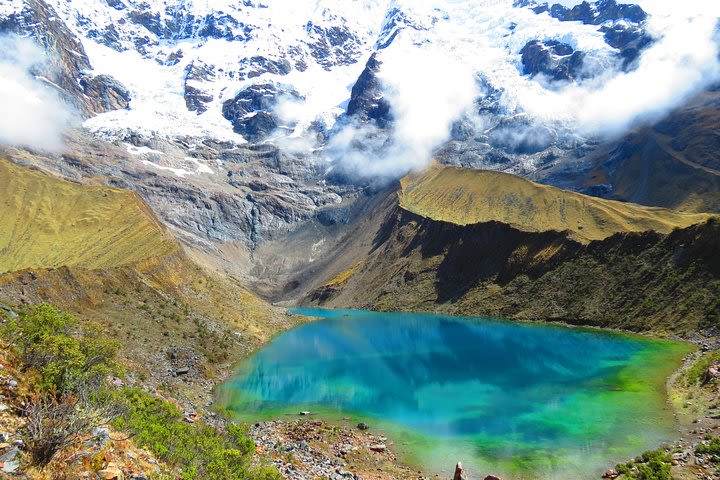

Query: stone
<box><xmin>98</xmin><ymin>463</ymin><xmax>124</xmax><ymax>479</ymax></box>
<box><xmin>1</xmin><ymin>459</ymin><xmax>19</xmax><ymax>474</ymax></box>
<box><xmin>356</xmin><ymin>422</ymin><xmax>369</xmax><ymax>430</ymax></box>
<box><xmin>602</xmin><ymin>469</ymin><xmax>619</xmax><ymax>479</ymax></box>
<box><xmin>300</xmin><ymin>411</ymin><xmax>311</xmax><ymax>416</ymax></box>
<box><xmin>92</xmin><ymin>427</ymin><xmax>111</xmax><ymax>447</ymax></box>
<box><xmin>0</xmin><ymin>447</ymin><xmax>21</xmax><ymax>473</ymax></box>
<box><xmin>369</xmin><ymin>443</ymin><xmax>386</xmax><ymax>452</ymax></box>
<box><xmin>175</xmin><ymin>367</ymin><xmax>190</xmax><ymax>376</ymax></box>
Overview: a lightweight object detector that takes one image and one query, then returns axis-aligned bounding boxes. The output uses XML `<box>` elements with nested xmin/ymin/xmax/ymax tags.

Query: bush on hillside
<box><xmin>111</xmin><ymin>387</ymin><xmax>280</xmax><ymax>480</ymax></box>
<box><xmin>1</xmin><ymin>303</ymin><xmax>121</xmax><ymax>395</ymax></box>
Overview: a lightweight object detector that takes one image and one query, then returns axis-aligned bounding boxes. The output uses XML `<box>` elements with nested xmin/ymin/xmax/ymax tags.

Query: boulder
<box><xmin>356</xmin><ymin>422</ymin><xmax>369</xmax><ymax>430</ymax></box>
<box><xmin>98</xmin><ymin>462</ymin><xmax>124</xmax><ymax>479</ymax></box>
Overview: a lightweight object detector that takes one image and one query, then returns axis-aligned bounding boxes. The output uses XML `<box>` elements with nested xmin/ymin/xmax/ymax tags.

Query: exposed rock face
<box><xmin>183</xmin><ymin>61</ymin><xmax>215</xmax><ymax>114</ymax></box>
<box><xmin>0</xmin><ymin>0</ymin><xmax>130</xmax><ymax>117</ymax></box>
<box><xmin>305</xmin><ymin>21</ymin><xmax>363</xmax><ymax>68</ymax></box>
<box><xmin>522</xmin><ymin>0</ymin><xmax>652</xmax><ymax>71</ymax></box>
<box><xmin>3</xmin><ymin>130</ymin><xmax>357</xmax><ymax>252</ymax></box>
<box><xmin>222</xmin><ymin>83</ymin><xmax>301</xmax><ymax>143</ymax></box>
<box><xmin>520</xmin><ymin>40</ymin><xmax>585</xmax><ymax>82</ymax></box>
<box><xmin>79</xmin><ymin>74</ymin><xmax>131</xmax><ymax>113</ymax></box>
<box><xmin>346</xmin><ymin>53</ymin><xmax>392</xmax><ymax>128</ymax></box>
<box><xmin>540</xmin><ymin>0</ymin><xmax>647</xmax><ymax>25</ymax></box>
<box><xmin>238</xmin><ymin>56</ymin><xmax>292</xmax><ymax>80</ymax></box>
<box><xmin>600</xmin><ymin>23</ymin><xmax>653</xmax><ymax>69</ymax></box>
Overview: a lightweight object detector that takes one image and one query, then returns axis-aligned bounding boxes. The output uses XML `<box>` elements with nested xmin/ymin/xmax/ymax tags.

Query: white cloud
<box><xmin>328</xmin><ymin>0</ymin><xmax>720</xmax><ymax>180</ymax></box>
<box><xmin>0</xmin><ymin>35</ymin><xmax>73</xmax><ymax>150</ymax></box>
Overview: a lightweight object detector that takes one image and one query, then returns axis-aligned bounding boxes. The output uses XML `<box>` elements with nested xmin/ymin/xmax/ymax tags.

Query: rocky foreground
<box><xmin>249</xmin><ymin>417</ymin><xmax>505</xmax><ymax>480</ymax></box>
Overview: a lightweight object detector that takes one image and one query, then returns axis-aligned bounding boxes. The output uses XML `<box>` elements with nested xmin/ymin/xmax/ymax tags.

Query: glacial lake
<box><xmin>220</xmin><ymin>309</ymin><xmax>691</xmax><ymax>479</ymax></box>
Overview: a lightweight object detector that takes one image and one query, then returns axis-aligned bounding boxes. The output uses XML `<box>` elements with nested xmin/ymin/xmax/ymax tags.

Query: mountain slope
<box><xmin>0</xmin><ymin>158</ymin><xmax>176</xmax><ymax>273</ymax></box>
<box><xmin>306</xmin><ymin>166</ymin><xmax>720</xmax><ymax>335</ymax></box>
<box><xmin>400</xmin><ymin>165</ymin><xmax>713</xmax><ymax>243</ymax></box>
<box><xmin>0</xmin><ymin>159</ymin><xmax>298</xmax><ymax>410</ymax></box>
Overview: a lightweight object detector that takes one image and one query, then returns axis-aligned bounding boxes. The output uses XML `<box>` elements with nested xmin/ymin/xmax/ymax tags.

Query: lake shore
<box><xmin>217</xmin><ymin>309</ymin><xmax>713</xmax><ymax>480</ymax></box>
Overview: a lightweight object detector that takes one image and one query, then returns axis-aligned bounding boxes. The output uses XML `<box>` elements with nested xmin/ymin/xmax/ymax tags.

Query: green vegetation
<box><xmin>2</xmin><ymin>303</ymin><xmax>121</xmax><ymax>395</ymax></box>
<box><xmin>1</xmin><ymin>304</ymin><xmax>124</xmax><ymax>466</ymax></box>
<box><xmin>1</xmin><ymin>304</ymin><xmax>280</xmax><ymax>479</ymax></box>
<box><xmin>399</xmin><ymin>164</ymin><xmax>713</xmax><ymax>243</ymax></box>
<box><xmin>111</xmin><ymin>388</ymin><xmax>280</xmax><ymax>480</ymax></box>
<box><xmin>696</xmin><ymin>436</ymin><xmax>720</xmax><ymax>459</ymax></box>
<box><xmin>615</xmin><ymin>449</ymin><xmax>673</xmax><ymax>480</ymax></box>
<box><xmin>682</xmin><ymin>351</ymin><xmax>720</xmax><ymax>386</ymax></box>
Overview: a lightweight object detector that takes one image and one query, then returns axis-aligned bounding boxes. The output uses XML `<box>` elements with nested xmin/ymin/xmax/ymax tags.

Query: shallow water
<box><xmin>221</xmin><ymin>309</ymin><xmax>691</xmax><ymax>479</ymax></box>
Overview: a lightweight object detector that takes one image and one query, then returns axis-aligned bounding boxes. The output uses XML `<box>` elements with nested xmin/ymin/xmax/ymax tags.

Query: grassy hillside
<box><xmin>309</xmin><ymin>206</ymin><xmax>720</xmax><ymax>335</ymax></box>
<box><xmin>308</xmin><ymin>166</ymin><xmax>719</xmax><ymax>335</ymax></box>
<box><xmin>0</xmin><ymin>158</ymin><xmax>299</xmax><ymax>410</ymax></box>
<box><xmin>0</xmin><ymin>158</ymin><xmax>176</xmax><ymax>273</ymax></box>
<box><xmin>400</xmin><ymin>165</ymin><xmax>713</xmax><ymax>243</ymax></box>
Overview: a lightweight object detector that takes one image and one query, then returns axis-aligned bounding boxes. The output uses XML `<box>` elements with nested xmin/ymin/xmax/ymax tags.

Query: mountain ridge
<box><xmin>399</xmin><ymin>164</ymin><xmax>713</xmax><ymax>243</ymax></box>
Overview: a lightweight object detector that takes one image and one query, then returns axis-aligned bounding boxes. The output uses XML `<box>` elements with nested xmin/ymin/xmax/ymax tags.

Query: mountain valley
<box><xmin>1</xmin><ymin>0</ymin><xmax>720</xmax><ymax>478</ymax></box>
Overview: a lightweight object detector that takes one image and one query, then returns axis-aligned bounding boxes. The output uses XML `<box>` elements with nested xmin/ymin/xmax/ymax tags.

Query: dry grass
<box><xmin>0</xmin><ymin>158</ymin><xmax>176</xmax><ymax>273</ymax></box>
<box><xmin>399</xmin><ymin>164</ymin><xmax>714</xmax><ymax>243</ymax></box>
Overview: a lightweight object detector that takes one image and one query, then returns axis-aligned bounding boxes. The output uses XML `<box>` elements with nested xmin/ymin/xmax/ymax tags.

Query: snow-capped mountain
<box><xmin>7</xmin><ymin>0</ymin><xmax>715</xmax><ymax>160</ymax></box>
<box><xmin>1</xmin><ymin>0</ymin><xmax>719</xmax><ymax>252</ymax></box>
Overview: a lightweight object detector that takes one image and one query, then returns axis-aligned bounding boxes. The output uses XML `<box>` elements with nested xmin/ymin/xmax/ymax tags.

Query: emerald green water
<box><xmin>221</xmin><ymin>309</ymin><xmax>691</xmax><ymax>479</ymax></box>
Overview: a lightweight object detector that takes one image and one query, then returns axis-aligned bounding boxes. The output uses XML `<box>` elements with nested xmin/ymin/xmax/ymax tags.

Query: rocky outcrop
<box><xmin>305</xmin><ymin>21</ymin><xmax>363</xmax><ymax>68</ymax></box>
<box><xmin>520</xmin><ymin>40</ymin><xmax>586</xmax><ymax>82</ymax></box>
<box><xmin>0</xmin><ymin>0</ymin><xmax>130</xmax><ymax>117</ymax></box>
<box><xmin>522</xmin><ymin>0</ymin><xmax>652</xmax><ymax>71</ymax></box>
<box><xmin>307</xmin><ymin>197</ymin><xmax>720</xmax><ymax>335</ymax></box>
<box><xmin>222</xmin><ymin>83</ymin><xmax>301</xmax><ymax>143</ymax></box>
<box><xmin>346</xmin><ymin>53</ymin><xmax>392</xmax><ymax>128</ymax></box>
<box><xmin>183</xmin><ymin>61</ymin><xmax>215</xmax><ymax>114</ymax></box>
<box><xmin>540</xmin><ymin>0</ymin><xmax>647</xmax><ymax>25</ymax></box>
<box><xmin>79</xmin><ymin>74</ymin><xmax>131</xmax><ymax>113</ymax></box>
<box><xmin>600</xmin><ymin>23</ymin><xmax>653</xmax><ymax>70</ymax></box>
<box><xmin>238</xmin><ymin>56</ymin><xmax>292</xmax><ymax>80</ymax></box>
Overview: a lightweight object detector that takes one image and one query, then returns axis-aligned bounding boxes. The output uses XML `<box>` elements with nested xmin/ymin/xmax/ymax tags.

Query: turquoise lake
<box><xmin>221</xmin><ymin>309</ymin><xmax>691</xmax><ymax>479</ymax></box>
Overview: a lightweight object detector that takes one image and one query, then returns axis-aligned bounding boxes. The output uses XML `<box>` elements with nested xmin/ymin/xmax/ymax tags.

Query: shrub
<box><xmin>111</xmin><ymin>388</ymin><xmax>280</xmax><ymax>480</ymax></box>
<box><xmin>23</xmin><ymin>392</ymin><xmax>123</xmax><ymax>468</ymax></box>
<box><xmin>1</xmin><ymin>304</ymin><xmax>121</xmax><ymax>395</ymax></box>
<box><xmin>615</xmin><ymin>449</ymin><xmax>672</xmax><ymax>480</ymax></box>
<box><xmin>696</xmin><ymin>436</ymin><xmax>720</xmax><ymax>457</ymax></box>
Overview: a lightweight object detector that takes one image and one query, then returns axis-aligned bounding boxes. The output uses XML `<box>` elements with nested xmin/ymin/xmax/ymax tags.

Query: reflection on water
<box><xmin>222</xmin><ymin>309</ymin><xmax>689</xmax><ymax>479</ymax></box>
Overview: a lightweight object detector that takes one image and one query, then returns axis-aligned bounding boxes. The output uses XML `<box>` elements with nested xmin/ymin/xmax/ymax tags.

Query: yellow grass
<box><xmin>0</xmin><ymin>159</ymin><xmax>176</xmax><ymax>273</ymax></box>
<box><xmin>399</xmin><ymin>165</ymin><xmax>714</xmax><ymax>243</ymax></box>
